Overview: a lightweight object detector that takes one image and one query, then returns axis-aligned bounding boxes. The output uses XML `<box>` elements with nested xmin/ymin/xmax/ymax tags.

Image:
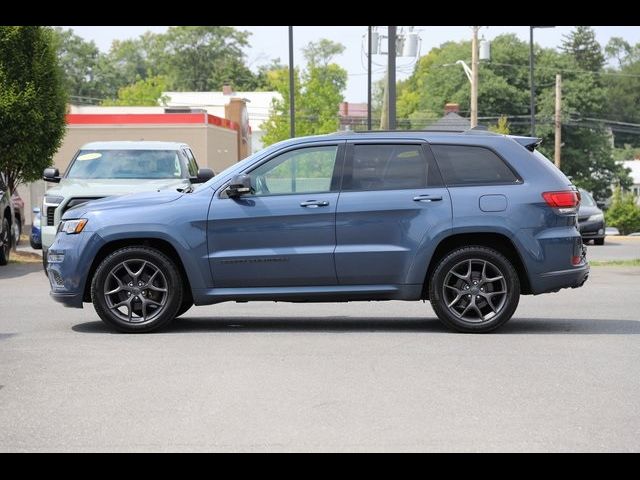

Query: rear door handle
<box><xmin>413</xmin><ymin>194</ymin><xmax>443</xmax><ymax>202</ymax></box>
<box><xmin>300</xmin><ymin>200</ymin><xmax>330</xmax><ymax>208</ymax></box>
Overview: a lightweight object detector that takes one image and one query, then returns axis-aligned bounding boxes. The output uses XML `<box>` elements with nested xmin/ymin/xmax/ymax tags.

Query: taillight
<box><xmin>542</xmin><ymin>191</ymin><xmax>580</xmax><ymax>209</ymax></box>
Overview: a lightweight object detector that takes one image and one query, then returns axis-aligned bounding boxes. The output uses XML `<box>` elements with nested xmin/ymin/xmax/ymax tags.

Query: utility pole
<box><xmin>387</xmin><ymin>26</ymin><xmax>397</xmax><ymax>130</ymax></box>
<box><xmin>367</xmin><ymin>26</ymin><xmax>372</xmax><ymax>130</ymax></box>
<box><xmin>470</xmin><ymin>26</ymin><xmax>480</xmax><ymax>128</ymax></box>
<box><xmin>288</xmin><ymin>26</ymin><xmax>295</xmax><ymax>138</ymax></box>
<box><xmin>554</xmin><ymin>74</ymin><xmax>562</xmax><ymax>169</ymax></box>
<box><xmin>529</xmin><ymin>27</ymin><xmax>535</xmax><ymax>137</ymax></box>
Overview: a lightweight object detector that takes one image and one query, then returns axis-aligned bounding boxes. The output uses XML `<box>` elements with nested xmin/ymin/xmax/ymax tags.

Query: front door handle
<box><xmin>300</xmin><ymin>200</ymin><xmax>330</xmax><ymax>208</ymax></box>
<box><xmin>413</xmin><ymin>194</ymin><xmax>443</xmax><ymax>202</ymax></box>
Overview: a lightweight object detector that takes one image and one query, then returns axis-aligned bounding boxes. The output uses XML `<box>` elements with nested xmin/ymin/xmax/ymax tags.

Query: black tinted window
<box><xmin>344</xmin><ymin>144</ymin><xmax>434</xmax><ymax>191</ymax></box>
<box><xmin>431</xmin><ymin>145</ymin><xmax>518</xmax><ymax>186</ymax></box>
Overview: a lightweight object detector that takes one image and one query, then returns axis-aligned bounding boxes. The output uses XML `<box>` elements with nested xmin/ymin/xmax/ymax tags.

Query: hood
<box><xmin>62</xmin><ymin>189</ymin><xmax>184</xmax><ymax>219</ymax></box>
<box><xmin>48</xmin><ymin>178</ymin><xmax>189</xmax><ymax>198</ymax></box>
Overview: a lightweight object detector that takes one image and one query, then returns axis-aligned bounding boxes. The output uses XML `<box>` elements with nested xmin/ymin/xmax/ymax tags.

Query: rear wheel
<box><xmin>91</xmin><ymin>246</ymin><xmax>183</xmax><ymax>333</ymax></box>
<box><xmin>0</xmin><ymin>217</ymin><xmax>10</xmax><ymax>265</ymax></box>
<box><xmin>429</xmin><ymin>246</ymin><xmax>520</xmax><ymax>333</ymax></box>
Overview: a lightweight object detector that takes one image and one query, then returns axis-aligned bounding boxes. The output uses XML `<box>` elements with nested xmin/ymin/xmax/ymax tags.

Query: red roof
<box><xmin>66</xmin><ymin>113</ymin><xmax>238</xmax><ymax>131</ymax></box>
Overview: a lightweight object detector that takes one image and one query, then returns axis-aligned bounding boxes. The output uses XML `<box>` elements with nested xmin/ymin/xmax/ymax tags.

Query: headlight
<box><xmin>588</xmin><ymin>213</ymin><xmax>604</xmax><ymax>222</ymax></box>
<box><xmin>58</xmin><ymin>219</ymin><xmax>88</xmax><ymax>234</ymax></box>
<box><xmin>44</xmin><ymin>195</ymin><xmax>64</xmax><ymax>205</ymax></box>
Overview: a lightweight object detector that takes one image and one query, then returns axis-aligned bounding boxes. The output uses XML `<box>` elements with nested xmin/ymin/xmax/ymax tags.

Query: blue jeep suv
<box><xmin>47</xmin><ymin>131</ymin><xmax>588</xmax><ymax>333</ymax></box>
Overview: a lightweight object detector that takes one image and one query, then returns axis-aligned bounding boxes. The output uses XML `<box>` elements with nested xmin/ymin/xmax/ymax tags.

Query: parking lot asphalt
<box><xmin>1</xmin><ymin>260</ymin><xmax>639</xmax><ymax>452</ymax></box>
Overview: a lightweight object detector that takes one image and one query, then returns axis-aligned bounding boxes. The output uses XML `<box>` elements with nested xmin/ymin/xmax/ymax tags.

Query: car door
<box><xmin>208</xmin><ymin>142</ymin><xmax>344</xmax><ymax>288</ymax></box>
<box><xmin>335</xmin><ymin>141</ymin><xmax>452</xmax><ymax>285</ymax></box>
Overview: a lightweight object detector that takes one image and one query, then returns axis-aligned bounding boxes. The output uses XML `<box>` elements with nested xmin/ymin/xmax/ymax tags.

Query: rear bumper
<box><xmin>534</xmin><ymin>263</ymin><xmax>590</xmax><ymax>294</ymax></box>
<box><xmin>516</xmin><ymin>226</ymin><xmax>590</xmax><ymax>295</ymax></box>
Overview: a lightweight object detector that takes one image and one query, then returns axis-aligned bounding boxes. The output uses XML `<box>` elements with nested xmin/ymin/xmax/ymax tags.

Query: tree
<box><xmin>603</xmin><ymin>38</ymin><xmax>640</xmax><ymax>148</ymax></box>
<box><xmin>50</xmin><ymin>27</ymin><xmax>103</xmax><ymax>103</ymax></box>
<box><xmin>489</xmin><ymin>115</ymin><xmax>510</xmax><ymax>134</ymax></box>
<box><xmin>561</xmin><ymin>26</ymin><xmax>605</xmax><ymax>72</ymax></box>
<box><xmin>262</xmin><ymin>39</ymin><xmax>347</xmax><ymax>146</ymax></box>
<box><xmin>158</xmin><ymin>26</ymin><xmax>256</xmax><ymax>91</ymax></box>
<box><xmin>605</xmin><ymin>186</ymin><xmax>640</xmax><ymax>235</ymax></box>
<box><xmin>0</xmin><ymin>26</ymin><xmax>67</xmax><ymax>193</ymax></box>
<box><xmin>102</xmin><ymin>75</ymin><xmax>169</xmax><ymax>106</ymax></box>
<box><xmin>396</xmin><ymin>35</ymin><xmax>530</xmax><ymax>131</ymax></box>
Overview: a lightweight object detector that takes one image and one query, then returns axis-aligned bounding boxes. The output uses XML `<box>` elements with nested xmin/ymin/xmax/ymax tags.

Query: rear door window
<box><xmin>431</xmin><ymin>145</ymin><xmax>519</xmax><ymax>186</ymax></box>
<box><xmin>343</xmin><ymin>144</ymin><xmax>440</xmax><ymax>191</ymax></box>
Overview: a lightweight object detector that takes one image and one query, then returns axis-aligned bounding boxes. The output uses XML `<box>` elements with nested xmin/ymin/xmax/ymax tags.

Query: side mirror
<box><xmin>191</xmin><ymin>168</ymin><xmax>215</xmax><ymax>184</ymax></box>
<box><xmin>226</xmin><ymin>174</ymin><xmax>253</xmax><ymax>198</ymax></box>
<box><xmin>43</xmin><ymin>168</ymin><xmax>61</xmax><ymax>183</ymax></box>
<box><xmin>596</xmin><ymin>201</ymin><xmax>606</xmax><ymax>209</ymax></box>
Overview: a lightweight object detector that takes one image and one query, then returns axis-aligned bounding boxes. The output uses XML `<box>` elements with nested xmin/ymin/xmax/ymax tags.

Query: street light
<box><xmin>529</xmin><ymin>26</ymin><xmax>555</xmax><ymax>137</ymax></box>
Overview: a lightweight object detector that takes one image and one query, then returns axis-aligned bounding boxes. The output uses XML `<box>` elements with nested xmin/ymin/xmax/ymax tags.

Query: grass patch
<box><xmin>8</xmin><ymin>250</ymin><xmax>42</xmax><ymax>264</ymax></box>
<box><xmin>589</xmin><ymin>258</ymin><xmax>640</xmax><ymax>267</ymax></box>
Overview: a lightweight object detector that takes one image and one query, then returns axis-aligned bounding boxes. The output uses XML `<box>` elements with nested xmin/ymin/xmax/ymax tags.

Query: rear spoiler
<box><xmin>510</xmin><ymin>136</ymin><xmax>542</xmax><ymax>152</ymax></box>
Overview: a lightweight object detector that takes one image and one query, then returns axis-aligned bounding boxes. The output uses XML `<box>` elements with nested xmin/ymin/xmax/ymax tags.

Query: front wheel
<box><xmin>0</xmin><ymin>217</ymin><xmax>10</xmax><ymax>266</ymax></box>
<box><xmin>429</xmin><ymin>246</ymin><xmax>520</xmax><ymax>333</ymax></box>
<box><xmin>91</xmin><ymin>246</ymin><xmax>183</xmax><ymax>333</ymax></box>
<box><xmin>594</xmin><ymin>238</ymin><xmax>605</xmax><ymax>246</ymax></box>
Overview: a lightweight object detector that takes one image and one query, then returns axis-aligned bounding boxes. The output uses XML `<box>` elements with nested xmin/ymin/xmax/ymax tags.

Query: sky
<box><xmin>64</xmin><ymin>26</ymin><xmax>640</xmax><ymax>103</ymax></box>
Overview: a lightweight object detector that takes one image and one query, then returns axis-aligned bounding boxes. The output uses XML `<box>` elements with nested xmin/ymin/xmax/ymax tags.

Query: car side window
<box><xmin>342</xmin><ymin>144</ymin><xmax>438</xmax><ymax>191</ymax></box>
<box><xmin>249</xmin><ymin>145</ymin><xmax>339</xmax><ymax>196</ymax></box>
<box><xmin>431</xmin><ymin>144</ymin><xmax>519</xmax><ymax>186</ymax></box>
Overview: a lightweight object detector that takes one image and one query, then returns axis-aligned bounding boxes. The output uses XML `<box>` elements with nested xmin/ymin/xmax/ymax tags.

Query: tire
<box><xmin>594</xmin><ymin>238</ymin><xmax>604</xmax><ymax>246</ymax></box>
<box><xmin>175</xmin><ymin>298</ymin><xmax>193</xmax><ymax>318</ymax></box>
<box><xmin>91</xmin><ymin>246</ymin><xmax>183</xmax><ymax>333</ymax></box>
<box><xmin>42</xmin><ymin>249</ymin><xmax>48</xmax><ymax>275</ymax></box>
<box><xmin>429</xmin><ymin>246</ymin><xmax>520</xmax><ymax>333</ymax></box>
<box><xmin>0</xmin><ymin>217</ymin><xmax>10</xmax><ymax>266</ymax></box>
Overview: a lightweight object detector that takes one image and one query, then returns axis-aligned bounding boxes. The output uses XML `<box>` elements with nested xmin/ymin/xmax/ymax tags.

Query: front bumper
<box><xmin>50</xmin><ymin>291</ymin><xmax>84</xmax><ymax>308</ymax></box>
<box><xmin>578</xmin><ymin>219</ymin><xmax>605</xmax><ymax>239</ymax></box>
<box><xmin>47</xmin><ymin>229</ymin><xmax>104</xmax><ymax>309</ymax></box>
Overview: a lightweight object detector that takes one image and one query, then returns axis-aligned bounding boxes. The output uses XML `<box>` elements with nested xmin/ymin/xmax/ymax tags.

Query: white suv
<box><xmin>42</xmin><ymin>141</ymin><xmax>213</xmax><ymax>269</ymax></box>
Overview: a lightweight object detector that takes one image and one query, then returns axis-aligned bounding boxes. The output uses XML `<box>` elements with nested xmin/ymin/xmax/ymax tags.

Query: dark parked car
<box><xmin>47</xmin><ymin>131</ymin><xmax>589</xmax><ymax>333</ymax></box>
<box><xmin>0</xmin><ymin>174</ymin><xmax>14</xmax><ymax>265</ymax></box>
<box><xmin>577</xmin><ymin>188</ymin><xmax>605</xmax><ymax>245</ymax></box>
<box><xmin>31</xmin><ymin>207</ymin><xmax>42</xmax><ymax>249</ymax></box>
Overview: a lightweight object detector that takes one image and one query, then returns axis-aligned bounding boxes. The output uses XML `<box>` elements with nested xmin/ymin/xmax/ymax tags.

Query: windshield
<box><xmin>579</xmin><ymin>189</ymin><xmax>596</xmax><ymax>207</ymax></box>
<box><xmin>66</xmin><ymin>149</ymin><xmax>185</xmax><ymax>180</ymax></box>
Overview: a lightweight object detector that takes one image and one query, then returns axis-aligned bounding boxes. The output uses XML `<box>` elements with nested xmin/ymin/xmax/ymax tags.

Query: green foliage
<box><xmin>50</xmin><ymin>27</ymin><xmax>103</xmax><ymax>102</ymax></box>
<box><xmin>605</xmin><ymin>186</ymin><xmax>640</xmax><ymax>235</ymax></box>
<box><xmin>561</xmin><ymin>26</ymin><xmax>605</xmax><ymax>72</ymax></box>
<box><xmin>489</xmin><ymin>115</ymin><xmax>510</xmax><ymax>134</ymax></box>
<box><xmin>613</xmin><ymin>145</ymin><xmax>640</xmax><ymax>161</ymax></box>
<box><xmin>261</xmin><ymin>39</ymin><xmax>347</xmax><ymax>146</ymax></box>
<box><xmin>102</xmin><ymin>75</ymin><xmax>169</xmax><ymax>106</ymax></box>
<box><xmin>603</xmin><ymin>37</ymin><xmax>640</xmax><ymax>148</ymax></box>
<box><xmin>0</xmin><ymin>26</ymin><xmax>67</xmax><ymax>192</ymax></box>
<box><xmin>51</xmin><ymin>26</ymin><xmax>269</xmax><ymax>105</ymax></box>
<box><xmin>158</xmin><ymin>26</ymin><xmax>253</xmax><ymax>91</ymax></box>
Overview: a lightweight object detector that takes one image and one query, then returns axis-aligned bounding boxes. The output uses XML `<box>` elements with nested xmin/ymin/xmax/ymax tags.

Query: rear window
<box><xmin>431</xmin><ymin>145</ymin><xmax>519</xmax><ymax>186</ymax></box>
